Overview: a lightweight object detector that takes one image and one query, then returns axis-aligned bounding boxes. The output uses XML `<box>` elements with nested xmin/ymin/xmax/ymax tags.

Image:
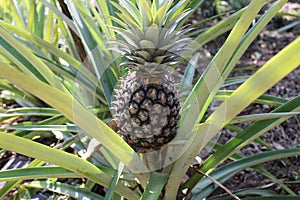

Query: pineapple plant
<box><xmin>111</xmin><ymin>0</ymin><xmax>191</xmax><ymax>152</ymax></box>
<box><xmin>1</xmin><ymin>0</ymin><xmax>299</xmax><ymax>199</ymax></box>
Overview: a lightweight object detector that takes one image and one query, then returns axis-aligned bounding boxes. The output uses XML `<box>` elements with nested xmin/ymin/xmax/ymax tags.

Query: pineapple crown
<box><xmin>110</xmin><ymin>0</ymin><xmax>192</xmax><ymax>77</ymax></box>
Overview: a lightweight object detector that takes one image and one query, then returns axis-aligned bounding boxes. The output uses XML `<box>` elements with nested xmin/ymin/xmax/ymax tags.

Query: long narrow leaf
<box><xmin>0</xmin><ymin>159</ymin><xmax>45</xmax><ymax>198</ymax></box>
<box><xmin>0</xmin><ymin>167</ymin><xmax>80</xmax><ymax>182</ymax></box>
<box><xmin>0</xmin><ymin>125</ymin><xmax>79</xmax><ymax>132</ymax></box>
<box><xmin>24</xmin><ymin>180</ymin><xmax>104</xmax><ymax>200</ymax></box>
<box><xmin>65</xmin><ymin>0</ymin><xmax>117</xmax><ymax>104</ymax></box>
<box><xmin>0</xmin><ymin>26</ymin><xmax>62</xmax><ymax>89</ymax></box>
<box><xmin>141</xmin><ymin>172</ymin><xmax>168</xmax><ymax>200</ymax></box>
<box><xmin>186</xmin><ymin>7</ymin><xmax>245</xmax><ymax>53</ymax></box>
<box><xmin>0</xmin><ymin>107</ymin><xmax>59</xmax><ymax>118</ymax></box>
<box><xmin>229</xmin><ymin>112</ymin><xmax>300</xmax><ymax>124</ymax></box>
<box><xmin>191</xmin><ymin>148</ymin><xmax>300</xmax><ymax>199</ymax></box>
<box><xmin>104</xmin><ymin>162</ymin><xmax>124</xmax><ymax>200</ymax></box>
<box><xmin>0</xmin><ymin>132</ymin><xmax>139</xmax><ymax>199</ymax></box>
<box><xmin>0</xmin><ymin>20</ymin><xmax>82</xmax><ymax>69</ymax></box>
<box><xmin>10</xmin><ymin>0</ymin><xmax>26</xmax><ymax>29</ymax></box>
<box><xmin>243</xmin><ymin>196</ymin><xmax>300</xmax><ymax>200</ymax></box>
<box><xmin>215</xmin><ymin>91</ymin><xmax>288</xmax><ymax>106</ymax></box>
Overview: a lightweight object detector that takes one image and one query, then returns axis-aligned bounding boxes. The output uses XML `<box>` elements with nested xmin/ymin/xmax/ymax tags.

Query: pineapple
<box><xmin>111</xmin><ymin>0</ymin><xmax>191</xmax><ymax>152</ymax></box>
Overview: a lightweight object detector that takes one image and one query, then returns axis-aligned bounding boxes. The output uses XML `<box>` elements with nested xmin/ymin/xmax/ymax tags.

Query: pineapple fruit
<box><xmin>111</xmin><ymin>0</ymin><xmax>191</xmax><ymax>152</ymax></box>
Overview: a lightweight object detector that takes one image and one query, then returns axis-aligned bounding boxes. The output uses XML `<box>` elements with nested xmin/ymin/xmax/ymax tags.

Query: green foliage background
<box><xmin>0</xmin><ymin>0</ymin><xmax>299</xmax><ymax>199</ymax></box>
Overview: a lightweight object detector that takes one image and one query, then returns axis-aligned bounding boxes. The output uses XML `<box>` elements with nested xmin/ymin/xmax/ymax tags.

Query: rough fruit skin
<box><xmin>109</xmin><ymin>0</ymin><xmax>192</xmax><ymax>153</ymax></box>
<box><xmin>112</xmin><ymin>72</ymin><xmax>180</xmax><ymax>152</ymax></box>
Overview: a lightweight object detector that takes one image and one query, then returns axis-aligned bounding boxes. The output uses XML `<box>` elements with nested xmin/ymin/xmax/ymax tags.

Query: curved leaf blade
<box><xmin>191</xmin><ymin>148</ymin><xmax>300</xmax><ymax>199</ymax></box>
<box><xmin>0</xmin><ymin>132</ymin><xmax>139</xmax><ymax>200</ymax></box>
